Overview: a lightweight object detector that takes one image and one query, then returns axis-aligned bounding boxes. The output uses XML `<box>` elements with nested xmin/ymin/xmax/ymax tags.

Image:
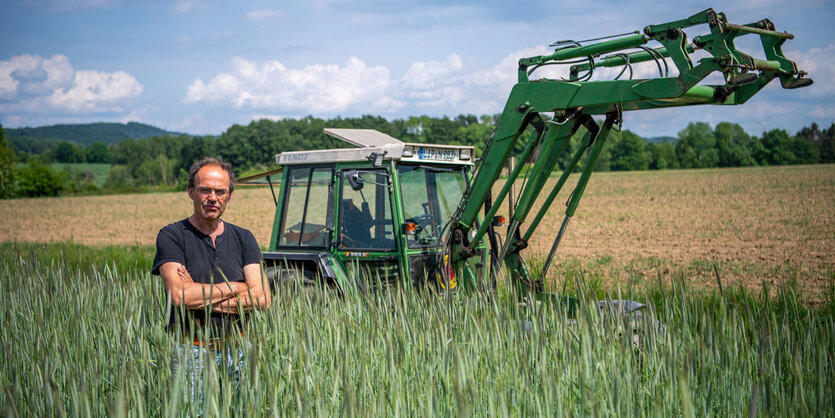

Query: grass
<box><xmin>53</xmin><ymin>163</ymin><xmax>111</xmax><ymax>187</ymax></box>
<box><xmin>14</xmin><ymin>162</ymin><xmax>111</xmax><ymax>187</ymax></box>
<box><xmin>1</xmin><ymin>242</ymin><xmax>833</xmax><ymax>415</ymax></box>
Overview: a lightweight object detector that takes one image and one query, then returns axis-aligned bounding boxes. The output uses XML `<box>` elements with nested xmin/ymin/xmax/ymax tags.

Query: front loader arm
<box><xmin>445</xmin><ymin>8</ymin><xmax>812</xmax><ymax>296</ymax></box>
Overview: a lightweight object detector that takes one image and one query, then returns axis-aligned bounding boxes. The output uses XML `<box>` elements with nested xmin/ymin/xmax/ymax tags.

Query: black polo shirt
<box><xmin>152</xmin><ymin>219</ymin><xmax>262</xmax><ymax>336</ymax></box>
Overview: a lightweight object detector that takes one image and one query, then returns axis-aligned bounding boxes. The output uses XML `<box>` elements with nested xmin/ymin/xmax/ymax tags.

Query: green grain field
<box><xmin>1</xmin><ymin>165</ymin><xmax>834</xmax><ymax>415</ymax></box>
<box><xmin>0</xmin><ymin>242</ymin><xmax>833</xmax><ymax>416</ymax></box>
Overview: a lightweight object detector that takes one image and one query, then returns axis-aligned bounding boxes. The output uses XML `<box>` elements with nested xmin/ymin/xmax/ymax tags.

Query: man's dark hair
<box><xmin>188</xmin><ymin>157</ymin><xmax>236</xmax><ymax>193</ymax></box>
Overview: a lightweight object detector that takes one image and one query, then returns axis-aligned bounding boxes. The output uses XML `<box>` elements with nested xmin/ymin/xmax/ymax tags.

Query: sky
<box><xmin>0</xmin><ymin>0</ymin><xmax>833</xmax><ymax>138</ymax></box>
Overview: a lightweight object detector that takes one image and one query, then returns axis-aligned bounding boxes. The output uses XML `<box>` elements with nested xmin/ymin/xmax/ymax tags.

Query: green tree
<box><xmin>104</xmin><ymin>164</ymin><xmax>135</xmax><ymax>189</ymax></box>
<box><xmin>821</xmin><ymin>123</ymin><xmax>835</xmax><ymax>163</ymax></box>
<box><xmin>52</xmin><ymin>141</ymin><xmax>86</xmax><ymax>163</ymax></box>
<box><xmin>796</xmin><ymin>122</ymin><xmax>830</xmax><ymax>164</ymax></box>
<box><xmin>85</xmin><ymin>141</ymin><xmax>113</xmax><ymax>163</ymax></box>
<box><xmin>789</xmin><ymin>135</ymin><xmax>819</xmax><ymax>164</ymax></box>
<box><xmin>424</xmin><ymin>116</ymin><xmax>459</xmax><ymax>145</ymax></box>
<box><xmin>458</xmin><ymin>118</ymin><xmax>494</xmax><ymax>155</ymax></box>
<box><xmin>649</xmin><ymin>141</ymin><xmax>679</xmax><ymax>169</ymax></box>
<box><xmin>178</xmin><ymin>136</ymin><xmax>214</xmax><ymax>175</ymax></box>
<box><xmin>15</xmin><ymin>158</ymin><xmax>66</xmax><ymax>197</ymax></box>
<box><xmin>610</xmin><ymin>130</ymin><xmax>649</xmax><ymax>171</ymax></box>
<box><xmin>676</xmin><ymin>122</ymin><xmax>719</xmax><ymax>168</ymax></box>
<box><xmin>759</xmin><ymin>129</ymin><xmax>797</xmax><ymax>165</ymax></box>
<box><xmin>714</xmin><ymin>122</ymin><xmax>756</xmax><ymax>167</ymax></box>
<box><xmin>132</xmin><ymin>154</ymin><xmax>177</xmax><ymax>187</ymax></box>
<box><xmin>62</xmin><ymin>166</ymin><xmax>100</xmax><ymax>194</ymax></box>
<box><xmin>792</xmin><ymin>122</ymin><xmax>824</xmax><ymax>164</ymax></box>
<box><xmin>0</xmin><ymin>124</ymin><xmax>15</xmax><ymax>198</ymax></box>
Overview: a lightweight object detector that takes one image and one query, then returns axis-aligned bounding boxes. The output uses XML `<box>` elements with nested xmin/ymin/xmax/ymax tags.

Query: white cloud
<box><xmin>251</xmin><ymin>114</ymin><xmax>290</xmax><ymax>122</ymax></box>
<box><xmin>176</xmin><ymin>113</ymin><xmax>204</xmax><ymax>130</ymax></box>
<box><xmin>246</xmin><ymin>9</ymin><xmax>285</xmax><ymax>24</ymax></box>
<box><xmin>401</xmin><ymin>55</ymin><xmax>463</xmax><ymax>89</ymax></box>
<box><xmin>348</xmin><ymin>5</ymin><xmax>483</xmax><ymax>29</ymax></box>
<box><xmin>173</xmin><ymin>0</ymin><xmax>192</xmax><ymax>13</ymax></box>
<box><xmin>185</xmin><ymin>56</ymin><xmax>396</xmax><ymax>113</ymax></box>
<box><xmin>0</xmin><ymin>54</ymin><xmax>74</xmax><ymax>99</ymax></box>
<box><xmin>812</xmin><ymin>106</ymin><xmax>835</xmax><ymax>118</ymax></box>
<box><xmin>169</xmin><ymin>0</ymin><xmax>208</xmax><ymax>13</ymax></box>
<box><xmin>50</xmin><ymin>70</ymin><xmax>143</xmax><ymax>112</ymax></box>
<box><xmin>180</xmin><ymin>38</ymin><xmax>832</xmax><ymax>133</ymax></box>
<box><xmin>784</xmin><ymin>44</ymin><xmax>835</xmax><ymax>97</ymax></box>
<box><xmin>472</xmin><ymin>46</ymin><xmax>558</xmax><ymax>87</ymax></box>
<box><xmin>393</xmin><ymin>46</ymin><xmax>567</xmax><ymax>113</ymax></box>
<box><xmin>398</xmin><ymin>54</ymin><xmax>464</xmax><ymax>105</ymax></box>
<box><xmin>0</xmin><ymin>54</ymin><xmax>143</xmax><ymax>117</ymax></box>
<box><xmin>23</xmin><ymin>0</ymin><xmax>122</xmax><ymax>12</ymax></box>
<box><xmin>182</xmin><ymin>47</ymin><xmax>565</xmax><ymax>118</ymax></box>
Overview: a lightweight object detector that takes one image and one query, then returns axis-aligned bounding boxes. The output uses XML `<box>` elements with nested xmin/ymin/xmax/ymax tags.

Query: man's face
<box><xmin>188</xmin><ymin>164</ymin><xmax>233</xmax><ymax>222</ymax></box>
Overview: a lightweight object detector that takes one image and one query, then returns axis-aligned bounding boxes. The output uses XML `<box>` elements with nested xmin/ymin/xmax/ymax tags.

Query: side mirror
<box><xmin>345</xmin><ymin>169</ymin><xmax>364</xmax><ymax>191</ymax></box>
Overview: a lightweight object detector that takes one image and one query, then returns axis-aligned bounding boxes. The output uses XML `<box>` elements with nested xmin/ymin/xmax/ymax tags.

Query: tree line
<box><xmin>6</xmin><ymin>122</ymin><xmax>183</xmax><ymax>146</ymax></box>
<box><xmin>1</xmin><ymin>115</ymin><xmax>833</xmax><ymax>198</ymax></box>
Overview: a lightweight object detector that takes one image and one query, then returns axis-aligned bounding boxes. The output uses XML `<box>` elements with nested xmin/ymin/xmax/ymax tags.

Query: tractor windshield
<box><xmin>399</xmin><ymin>165</ymin><xmax>468</xmax><ymax>248</ymax></box>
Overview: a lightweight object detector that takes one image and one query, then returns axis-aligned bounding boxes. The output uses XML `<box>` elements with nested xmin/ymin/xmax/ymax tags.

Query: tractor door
<box><xmin>267</xmin><ymin>165</ymin><xmax>336</xmax><ymax>288</ymax></box>
<box><xmin>275</xmin><ymin>165</ymin><xmax>334</xmax><ymax>248</ymax></box>
<box><xmin>336</xmin><ymin>167</ymin><xmax>399</xmax><ymax>287</ymax></box>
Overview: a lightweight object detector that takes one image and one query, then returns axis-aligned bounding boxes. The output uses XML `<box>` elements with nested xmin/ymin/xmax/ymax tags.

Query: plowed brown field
<box><xmin>2</xmin><ymin>164</ymin><xmax>833</xmax><ymax>300</ymax></box>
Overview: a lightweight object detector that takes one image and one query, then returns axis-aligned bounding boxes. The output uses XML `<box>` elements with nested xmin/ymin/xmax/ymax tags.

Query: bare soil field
<box><xmin>2</xmin><ymin>164</ymin><xmax>833</xmax><ymax>300</ymax></box>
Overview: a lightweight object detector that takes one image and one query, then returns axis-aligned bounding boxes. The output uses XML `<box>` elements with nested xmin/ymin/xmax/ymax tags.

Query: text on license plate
<box><xmin>418</xmin><ymin>147</ymin><xmax>457</xmax><ymax>161</ymax></box>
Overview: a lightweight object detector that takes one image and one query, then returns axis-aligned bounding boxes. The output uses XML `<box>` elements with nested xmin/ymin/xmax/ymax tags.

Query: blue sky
<box><xmin>1</xmin><ymin>0</ymin><xmax>832</xmax><ymax>137</ymax></box>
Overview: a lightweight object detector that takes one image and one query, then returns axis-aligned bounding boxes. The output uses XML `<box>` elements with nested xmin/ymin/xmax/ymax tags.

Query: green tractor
<box><xmin>240</xmin><ymin>128</ymin><xmax>485</xmax><ymax>293</ymax></box>
<box><xmin>240</xmin><ymin>8</ymin><xmax>812</xmax><ymax>313</ymax></box>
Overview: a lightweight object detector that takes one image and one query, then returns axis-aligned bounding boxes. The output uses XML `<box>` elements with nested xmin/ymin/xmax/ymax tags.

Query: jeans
<box><xmin>171</xmin><ymin>342</ymin><xmax>245</xmax><ymax>411</ymax></box>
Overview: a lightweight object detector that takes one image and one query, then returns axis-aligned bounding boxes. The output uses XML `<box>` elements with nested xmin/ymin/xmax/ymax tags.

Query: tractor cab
<box><xmin>239</xmin><ymin>128</ymin><xmax>487</xmax><ymax>292</ymax></box>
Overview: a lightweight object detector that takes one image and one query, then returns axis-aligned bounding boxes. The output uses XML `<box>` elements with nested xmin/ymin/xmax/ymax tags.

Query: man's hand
<box><xmin>160</xmin><ymin>262</ymin><xmax>244</xmax><ymax>310</ymax></box>
<box><xmin>210</xmin><ymin>263</ymin><xmax>271</xmax><ymax>314</ymax></box>
<box><xmin>177</xmin><ymin>265</ymin><xmax>194</xmax><ymax>282</ymax></box>
<box><xmin>177</xmin><ymin>265</ymin><xmax>248</xmax><ymax>297</ymax></box>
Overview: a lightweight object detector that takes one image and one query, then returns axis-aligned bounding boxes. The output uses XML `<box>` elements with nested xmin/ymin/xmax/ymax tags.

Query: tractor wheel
<box><xmin>265</xmin><ymin>265</ymin><xmax>315</xmax><ymax>289</ymax></box>
<box><xmin>265</xmin><ymin>263</ymin><xmax>338</xmax><ymax>300</ymax></box>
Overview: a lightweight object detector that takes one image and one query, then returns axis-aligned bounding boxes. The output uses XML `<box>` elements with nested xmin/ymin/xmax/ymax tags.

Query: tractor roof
<box><xmin>323</xmin><ymin>128</ymin><xmax>403</xmax><ymax>147</ymax></box>
<box><xmin>276</xmin><ymin>128</ymin><xmax>474</xmax><ymax>166</ymax></box>
<box><xmin>238</xmin><ymin>129</ymin><xmax>475</xmax><ymax>186</ymax></box>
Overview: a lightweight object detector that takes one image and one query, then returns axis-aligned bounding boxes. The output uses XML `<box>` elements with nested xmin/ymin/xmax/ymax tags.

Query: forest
<box><xmin>1</xmin><ymin>114</ymin><xmax>833</xmax><ymax>198</ymax></box>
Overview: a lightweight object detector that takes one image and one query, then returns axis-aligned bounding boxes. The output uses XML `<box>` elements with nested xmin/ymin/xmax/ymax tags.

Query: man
<box><xmin>340</xmin><ymin>198</ymin><xmax>373</xmax><ymax>247</ymax></box>
<box><xmin>152</xmin><ymin>157</ymin><xmax>270</xmax><ymax>403</ymax></box>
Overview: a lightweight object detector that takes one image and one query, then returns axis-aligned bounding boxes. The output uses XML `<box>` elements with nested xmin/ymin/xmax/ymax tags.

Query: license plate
<box><xmin>418</xmin><ymin>147</ymin><xmax>457</xmax><ymax>161</ymax></box>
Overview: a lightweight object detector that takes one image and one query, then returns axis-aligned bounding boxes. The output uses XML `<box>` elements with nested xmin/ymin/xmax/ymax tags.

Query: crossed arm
<box><xmin>159</xmin><ymin>262</ymin><xmax>272</xmax><ymax>314</ymax></box>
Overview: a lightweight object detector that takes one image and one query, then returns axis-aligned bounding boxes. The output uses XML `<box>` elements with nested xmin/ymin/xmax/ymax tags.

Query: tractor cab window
<box><xmin>339</xmin><ymin>169</ymin><xmax>395</xmax><ymax>251</ymax></box>
<box><xmin>399</xmin><ymin>165</ymin><xmax>468</xmax><ymax>248</ymax></box>
<box><xmin>278</xmin><ymin>166</ymin><xmax>333</xmax><ymax>247</ymax></box>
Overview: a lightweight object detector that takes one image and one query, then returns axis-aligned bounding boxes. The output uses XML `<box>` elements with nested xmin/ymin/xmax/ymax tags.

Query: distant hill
<box><xmin>6</xmin><ymin>122</ymin><xmax>188</xmax><ymax>147</ymax></box>
<box><xmin>645</xmin><ymin>136</ymin><xmax>677</xmax><ymax>144</ymax></box>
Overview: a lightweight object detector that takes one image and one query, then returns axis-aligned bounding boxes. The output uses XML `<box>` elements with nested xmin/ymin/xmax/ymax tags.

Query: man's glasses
<box><xmin>195</xmin><ymin>187</ymin><xmax>229</xmax><ymax>198</ymax></box>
